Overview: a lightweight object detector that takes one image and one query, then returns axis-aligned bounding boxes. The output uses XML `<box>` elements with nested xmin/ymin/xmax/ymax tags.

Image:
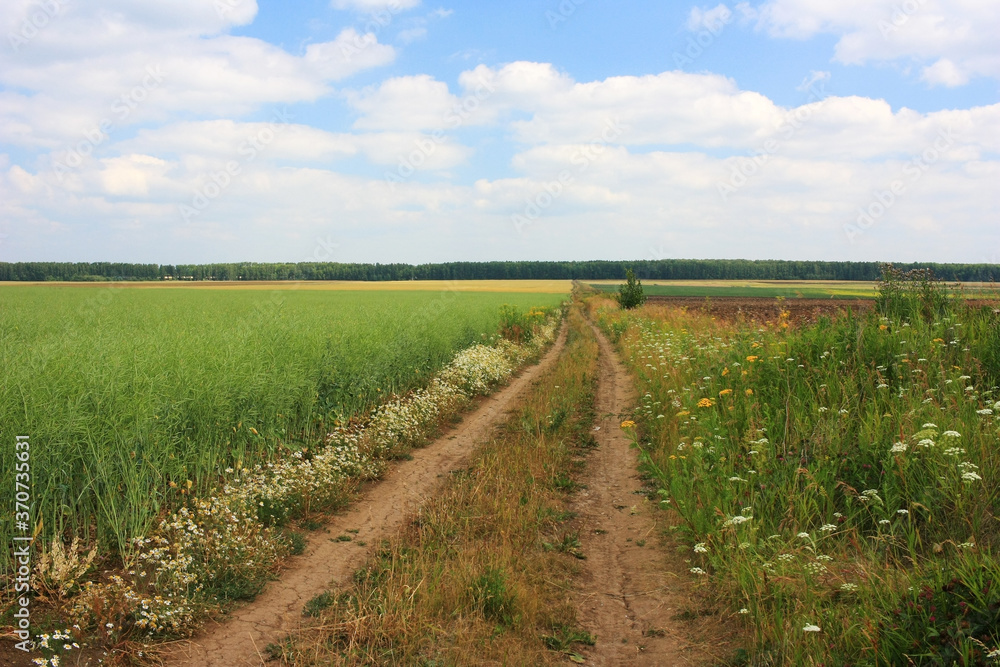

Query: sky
<box><xmin>0</xmin><ymin>0</ymin><xmax>998</xmax><ymax>265</ymax></box>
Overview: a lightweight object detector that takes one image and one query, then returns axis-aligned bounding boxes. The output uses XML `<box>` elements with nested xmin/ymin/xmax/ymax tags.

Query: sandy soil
<box><xmin>568</xmin><ymin>321</ymin><xmax>739</xmax><ymax>666</ymax></box>
<box><xmin>159</xmin><ymin>325</ymin><xmax>568</xmax><ymax>666</ymax></box>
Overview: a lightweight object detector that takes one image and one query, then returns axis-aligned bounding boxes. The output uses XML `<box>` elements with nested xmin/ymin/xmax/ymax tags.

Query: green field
<box><xmin>0</xmin><ymin>286</ymin><xmax>564</xmax><ymax>562</ymax></box>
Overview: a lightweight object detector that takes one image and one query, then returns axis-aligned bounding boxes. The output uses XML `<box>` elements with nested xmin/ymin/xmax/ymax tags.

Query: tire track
<box><xmin>570</xmin><ymin>319</ymin><xmax>735</xmax><ymax>666</ymax></box>
<box><xmin>161</xmin><ymin>324</ymin><xmax>568</xmax><ymax>666</ymax></box>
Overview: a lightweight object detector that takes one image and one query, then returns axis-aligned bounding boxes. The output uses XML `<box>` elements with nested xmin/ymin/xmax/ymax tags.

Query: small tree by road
<box><xmin>616</xmin><ymin>268</ymin><xmax>646</xmax><ymax>310</ymax></box>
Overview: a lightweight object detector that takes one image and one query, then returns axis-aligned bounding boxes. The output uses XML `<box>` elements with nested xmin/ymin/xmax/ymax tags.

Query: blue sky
<box><xmin>1</xmin><ymin>0</ymin><xmax>998</xmax><ymax>265</ymax></box>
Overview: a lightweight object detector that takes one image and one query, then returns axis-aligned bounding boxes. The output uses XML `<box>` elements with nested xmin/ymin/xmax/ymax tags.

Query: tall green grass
<box><xmin>0</xmin><ymin>286</ymin><xmax>563</xmax><ymax>565</ymax></box>
<box><xmin>595</xmin><ymin>283</ymin><xmax>1000</xmax><ymax>664</ymax></box>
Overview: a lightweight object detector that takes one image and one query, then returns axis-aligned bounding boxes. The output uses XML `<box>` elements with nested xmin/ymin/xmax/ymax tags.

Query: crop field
<box><xmin>593</xmin><ymin>279</ymin><xmax>1000</xmax><ymax>663</ymax></box>
<box><xmin>0</xmin><ymin>284</ymin><xmax>564</xmax><ymax>567</ymax></box>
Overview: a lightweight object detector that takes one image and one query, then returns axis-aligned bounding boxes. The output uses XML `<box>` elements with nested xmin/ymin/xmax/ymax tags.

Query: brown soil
<box><xmin>568</xmin><ymin>321</ymin><xmax>740</xmax><ymax>666</ymax></box>
<box><xmin>645</xmin><ymin>295</ymin><xmax>873</xmax><ymax>325</ymax></box>
<box><xmin>158</xmin><ymin>325</ymin><xmax>568</xmax><ymax>666</ymax></box>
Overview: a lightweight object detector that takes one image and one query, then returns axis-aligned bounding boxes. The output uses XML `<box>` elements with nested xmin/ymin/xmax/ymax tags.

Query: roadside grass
<box><xmin>279</xmin><ymin>305</ymin><xmax>599</xmax><ymax>665</ymax></box>
<box><xmin>592</xmin><ymin>276</ymin><xmax>1000</xmax><ymax>665</ymax></box>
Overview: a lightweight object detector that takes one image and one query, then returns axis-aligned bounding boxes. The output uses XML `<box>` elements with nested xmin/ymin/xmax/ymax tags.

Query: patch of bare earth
<box><xmin>160</xmin><ymin>325</ymin><xmax>568</xmax><ymax>666</ymax></box>
<box><xmin>569</xmin><ymin>321</ymin><xmax>740</xmax><ymax>666</ymax></box>
<box><xmin>645</xmin><ymin>296</ymin><xmax>873</xmax><ymax>325</ymax></box>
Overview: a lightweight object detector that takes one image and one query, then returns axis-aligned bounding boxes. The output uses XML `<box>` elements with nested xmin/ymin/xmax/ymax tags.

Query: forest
<box><xmin>2</xmin><ymin>259</ymin><xmax>999</xmax><ymax>282</ymax></box>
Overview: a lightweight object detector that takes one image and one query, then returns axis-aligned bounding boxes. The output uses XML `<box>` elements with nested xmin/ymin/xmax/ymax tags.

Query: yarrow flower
<box><xmin>693</xmin><ymin>543</ymin><xmax>708</xmax><ymax>553</ymax></box>
<box><xmin>803</xmin><ymin>624</ymin><xmax>822</xmax><ymax>633</ymax></box>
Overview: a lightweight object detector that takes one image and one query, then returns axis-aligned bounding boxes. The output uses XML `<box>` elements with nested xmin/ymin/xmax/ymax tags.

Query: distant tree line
<box><xmin>1</xmin><ymin>260</ymin><xmax>998</xmax><ymax>283</ymax></box>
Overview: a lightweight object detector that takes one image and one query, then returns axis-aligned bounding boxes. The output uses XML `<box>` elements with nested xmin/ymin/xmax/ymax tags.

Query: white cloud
<box><xmin>687</xmin><ymin>4</ymin><xmax>733</xmax><ymax>32</ymax></box>
<box><xmin>0</xmin><ymin>4</ymin><xmax>396</xmax><ymax>148</ymax></box>
<box><xmin>921</xmin><ymin>58</ymin><xmax>969</xmax><ymax>87</ymax></box>
<box><xmin>331</xmin><ymin>0</ymin><xmax>420</xmax><ymax>11</ymax></box>
<box><xmin>348</xmin><ymin>75</ymin><xmax>457</xmax><ymax>131</ymax></box>
<box><xmin>746</xmin><ymin>0</ymin><xmax>1000</xmax><ymax>84</ymax></box>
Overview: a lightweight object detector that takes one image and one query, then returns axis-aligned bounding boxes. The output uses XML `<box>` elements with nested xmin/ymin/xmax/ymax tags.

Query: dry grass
<box><xmin>278</xmin><ymin>306</ymin><xmax>599</xmax><ymax>665</ymax></box>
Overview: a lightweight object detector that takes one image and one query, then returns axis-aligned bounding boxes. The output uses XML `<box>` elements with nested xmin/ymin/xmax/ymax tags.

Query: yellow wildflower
<box><xmin>746</xmin><ymin>355</ymin><xmax>759</xmax><ymax>363</ymax></box>
<box><xmin>620</xmin><ymin>420</ymin><xmax>636</xmax><ymax>429</ymax></box>
<box><xmin>719</xmin><ymin>388</ymin><xmax>733</xmax><ymax>396</ymax></box>
<box><xmin>697</xmin><ymin>398</ymin><xmax>716</xmax><ymax>408</ymax></box>
<box><xmin>745</xmin><ymin>389</ymin><xmax>754</xmax><ymax>396</ymax></box>
<box><xmin>722</xmin><ymin>367</ymin><xmax>730</xmax><ymax>376</ymax></box>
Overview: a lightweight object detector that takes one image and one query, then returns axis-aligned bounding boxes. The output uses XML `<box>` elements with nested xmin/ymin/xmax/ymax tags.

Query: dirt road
<box><xmin>569</xmin><ymin>321</ymin><xmax>737</xmax><ymax>666</ymax></box>
<box><xmin>162</xmin><ymin>325</ymin><xmax>567</xmax><ymax>666</ymax></box>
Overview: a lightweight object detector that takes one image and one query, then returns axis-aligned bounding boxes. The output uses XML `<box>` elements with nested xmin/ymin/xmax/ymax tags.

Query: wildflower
<box><xmin>957</xmin><ymin>542</ymin><xmax>975</xmax><ymax>549</ymax></box>
<box><xmin>797</xmin><ymin>532</ymin><xmax>810</xmax><ymax>539</ymax></box>
<box><xmin>746</xmin><ymin>355</ymin><xmax>758</xmax><ymax>363</ymax></box>
<box><xmin>723</xmin><ymin>515</ymin><xmax>751</xmax><ymax>527</ymax></box>
<box><xmin>890</xmin><ymin>442</ymin><xmax>908</xmax><ymax>453</ymax></box>
<box><xmin>745</xmin><ymin>388</ymin><xmax>753</xmax><ymax>396</ymax></box>
<box><xmin>840</xmin><ymin>583</ymin><xmax>859</xmax><ymax>592</ymax></box>
<box><xmin>942</xmin><ymin>430</ymin><xmax>961</xmax><ymax>438</ymax></box>
<box><xmin>620</xmin><ymin>420</ymin><xmax>636</xmax><ymax>429</ymax></box>
<box><xmin>818</xmin><ymin>407</ymin><xmax>828</xmax><ymax>413</ymax></box>
<box><xmin>896</xmin><ymin>509</ymin><xmax>909</xmax><ymax>515</ymax></box>
<box><xmin>803</xmin><ymin>624</ymin><xmax>821</xmax><ymax>632</ymax></box>
<box><xmin>719</xmin><ymin>388</ymin><xmax>733</xmax><ymax>396</ymax></box>
<box><xmin>693</xmin><ymin>543</ymin><xmax>708</xmax><ymax>553</ymax></box>
<box><xmin>689</xmin><ymin>567</ymin><xmax>707</xmax><ymax>575</ymax></box>
<box><xmin>697</xmin><ymin>398</ymin><xmax>715</xmax><ymax>408</ymax></box>
<box><xmin>879</xmin><ymin>519</ymin><xmax>890</xmax><ymax>525</ymax></box>
<box><xmin>961</xmin><ymin>471</ymin><xmax>983</xmax><ymax>483</ymax></box>
<box><xmin>922</xmin><ymin>422</ymin><xmax>938</xmax><ymax>429</ymax></box>
<box><xmin>738</xmin><ymin>608</ymin><xmax>749</xmax><ymax>614</ymax></box>
<box><xmin>977</xmin><ymin>408</ymin><xmax>993</xmax><ymax>416</ymax></box>
<box><xmin>820</xmin><ymin>524</ymin><xmax>837</xmax><ymax>532</ymax></box>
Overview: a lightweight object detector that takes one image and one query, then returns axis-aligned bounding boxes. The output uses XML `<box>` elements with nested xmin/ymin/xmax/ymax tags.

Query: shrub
<box><xmin>615</xmin><ymin>268</ymin><xmax>646</xmax><ymax>310</ymax></box>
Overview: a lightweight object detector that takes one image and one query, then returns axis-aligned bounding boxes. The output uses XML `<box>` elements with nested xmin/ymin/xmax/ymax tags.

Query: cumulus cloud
<box><xmin>0</xmin><ymin>5</ymin><xmax>395</xmax><ymax>148</ymax></box>
<box><xmin>745</xmin><ymin>0</ymin><xmax>1000</xmax><ymax>85</ymax></box>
